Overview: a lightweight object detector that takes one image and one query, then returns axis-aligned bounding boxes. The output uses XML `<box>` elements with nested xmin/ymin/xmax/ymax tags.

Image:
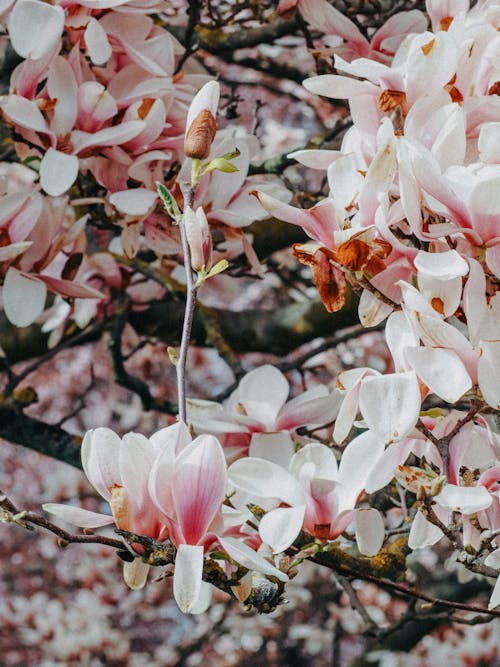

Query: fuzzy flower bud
<box><xmin>184</xmin><ymin>205</ymin><xmax>212</xmax><ymax>271</ymax></box>
<box><xmin>184</xmin><ymin>81</ymin><xmax>220</xmax><ymax>160</ymax></box>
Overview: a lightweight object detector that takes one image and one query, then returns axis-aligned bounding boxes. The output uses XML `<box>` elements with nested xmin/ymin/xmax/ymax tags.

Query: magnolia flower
<box><xmin>43</xmin><ymin>424</ymin><xmax>189</xmax><ymax>590</ymax></box>
<box><xmin>229</xmin><ymin>433</ymin><xmax>385</xmax><ymax>555</ymax></box>
<box><xmin>188</xmin><ymin>365</ymin><xmax>341</xmax><ymax>466</ymax></box>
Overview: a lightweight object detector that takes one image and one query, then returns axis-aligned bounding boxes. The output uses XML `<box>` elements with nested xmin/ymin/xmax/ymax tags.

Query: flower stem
<box><xmin>177</xmin><ymin>181</ymin><xmax>198</xmax><ymax>424</ymax></box>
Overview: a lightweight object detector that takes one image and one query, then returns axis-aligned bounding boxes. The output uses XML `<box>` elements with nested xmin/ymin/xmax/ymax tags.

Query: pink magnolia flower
<box><xmin>43</xmin><ymin>423</ymin><xmax>188</xmax><ymax>590</ymax></box>
<box><xmin>187</xmin><ymin>364</ymin><xmax>341</xmax><ymax>466</ymax></box>
<box><xmin>229</xmin><ymin>433</ymin><xmax>385</xmax><ymax>555</ymax></box>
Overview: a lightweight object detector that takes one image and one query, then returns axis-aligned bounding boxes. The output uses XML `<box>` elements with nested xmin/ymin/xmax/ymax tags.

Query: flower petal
<box><xmin>3</xmin><ymin>267</ymin><xmax>47</xmax><ymax>327</ymax></box>
<box><xmin>42</xmin><ymin>503</ymin><xmax>114</xmax><ymax>528</ymax></box>
<box><xmin>355</xmin><ymin>508</ymin><xmax>384</xmax><ymax>556</ymax></box>
<box><xmin>173</xmin><ymin>544</ymin><xmax>204</xmax><ymax>614</ymax></box>
<box><xmin>259</xmin><ymin>505</ymin><xmax>306</xmax><ymax>554</ymax></box>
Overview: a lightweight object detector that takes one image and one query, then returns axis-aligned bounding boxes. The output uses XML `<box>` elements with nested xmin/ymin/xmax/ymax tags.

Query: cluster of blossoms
<box><xmin>2</xmin><ymin>0</ymin><xmax>500</xmax><ymax>621</ymax></box>
<box><xmin>0</xmin><ymin>0</ymin><xmax>289</xmax><ymax>335</ymax></box>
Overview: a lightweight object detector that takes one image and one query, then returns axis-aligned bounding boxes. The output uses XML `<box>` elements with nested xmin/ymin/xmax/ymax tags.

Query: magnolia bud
<box><xmin>184</xmin><ymin>81</ymin><xmax>220</xmax><ymax>160</ymax></box>
<box><xmin>184</xmin><ymin>206</ymin><xmax>212</xmax><ymax>271</ymax></box>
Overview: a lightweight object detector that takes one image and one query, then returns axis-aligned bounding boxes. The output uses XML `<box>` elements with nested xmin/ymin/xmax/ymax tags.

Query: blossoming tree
<box><xmin>2</xmin><ymin>0</ymin><xmax>500</xmax><ymax>663</ymax></box>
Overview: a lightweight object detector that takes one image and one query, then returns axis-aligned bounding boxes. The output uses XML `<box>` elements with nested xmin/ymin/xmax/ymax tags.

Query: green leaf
<box><xmin>156</xmin><ymin>182</ymin><xmax>181</xmax><ymax>221</ymax></box>
<box><xmin>203</xmin><ymin>158</ymin><xmax>239</xmax><ymax>174</ymax></box>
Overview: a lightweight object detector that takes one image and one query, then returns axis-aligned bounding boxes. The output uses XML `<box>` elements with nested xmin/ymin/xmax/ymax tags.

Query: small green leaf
<box><xmin>156</xmin><ymin>182</ymin><xmax>181</xmax><ymax>221</ymax></box>
<box><xmin>203</xmin><ymin>158</ymin><xmax>239</xmax><ymax>174</ymax></box>
<box><xmin>206</xmin><ymin>258</ymin><xmax>229</xmax><ymax>278</ymax></box>
<box><xmin>167</xmin><ymin>346</ymin><xmax>178</xmax><ymax>365</ymax></box>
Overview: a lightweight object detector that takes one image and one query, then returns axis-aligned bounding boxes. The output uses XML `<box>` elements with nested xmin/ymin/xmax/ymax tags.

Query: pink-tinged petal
<box><xmin>408</xmin><ymin>510</ymin><xmax>444</xmax><ymax>549</ymax></box>
<box><xmin>237</xmin><ymin>365</ymin><xmax>289</xmax><ymax>430</ymax></box>
<box><xmin>42</xmin><ymin>503</ymin><xmax>114</xmax><ymax>528</ymax></box>
<box><xmin>0</xmin><ymin>95</ymin><xmax>49</xmax><ymax>134</ymax></box>
<box><xmin>288</xmin><ymin>149</ymin><xmax>342</xmax><ymax>169</ymax></box>
<box><xmin>298</xmin><ymin>0</ymin><xmax>369</xmax><ymax>54</ymax></box>
<box><xmin>85</xmin><ymin>18</ymin><xmax>112</xmax><ymax>65</ymax></box>
<box><xmin>123</xmin><ymin>559</ymin><xmax>150</xmax><ymax>590</ymax></box>
<box><xmin>37</xmin><ymin>275</ymin><xmax>104</xmax><ymax>300</ymax></box>
<box><xmin>110</xmin><ymin>189</ymin><xmax>157</xmax><ymax>217</ymax></box>
<box><xmin>355</xmin><ymin>508</ymin><xmax>384</xmax><ymax>556</ymax></box>
<box><xmin>255</xmin><ymin>190</ymin><xmax>338</xmax><ymax>247</ymax></box>
<box><xmin>229</xmin><ymin>458</ymin><xmax>305</xmax><ymax>507</ymax></box>
<box><xmin>359</xmin><ymin>372</ymin><xmax>421</xmax><ymax>445</ymax></box>
<box><xmin>249</xmin><ymin>432</ymin><xmax>295</xmax><ymax>469</ymax></box>
<box><xmin>71</xmin><ymin>121</ymin><xmax>145</xmax><ymax>154</ymax></box>
<box><xmin>303</xmin><ymin>74</ymin><xmax>378</xmax><ymax>100</ymax></box>
<box><xmin>371</xmin><ymin>10</ymin><xmax>427</xmax><ymax>53</ymax></box>
<box><xmin>3</xmin><ymin>267</ymin><xmax>47</xmax><ymax>327</ymax></box>
<box><xmin>338</xmin><ymin>430</ymin><xmax>385</xmax><ymax>509</ymax></box>
<box><xmin>478</xmin><ymin>342</ymin><xmax>500</xmax><ymax>410</ymax></box>
<box><xmin>81</xmin><ymin>427</ymin><xmax>122</xmax><ymax>501</ymax></box>
<box><xmin>469</xmin><ymin>177</ymin><xmax>500</xmax><ymax>243</ymax></box>
<box><xmin>173</xmin><ymin>544</ymin><xmax>204</xmax><ymax>613</ymax></box>
<box><xmin>435</xmin><ymin>484</ymin><xmax>493</xmax><ymax>514</ymax></box>
<box><xmin>405</xmin><ymin>347</ymin><xmax>471</xmax><ymax>403</ymax></box>
<box><xmin>107</xmin><ymin>65</ymin><xmax>172</xmax><ymax>109</ymax></box>
<box><xmin>276</xmin><ymin>386</ymin><xmax>341</xmax><ymax>432</ymax></box>
<box><xmin>77</xmin><ymin>82</ymin><xmax>117</xmax><ymax>133</ymax></box>
<box><xmin>0</xmin><ymin>241</ymin><xmax>32</xmax><ymax>261</ymax></box>
<box><xmin>0</xmin><ymin>191</ymin><xmax>30</xmax><ymax>225</ymax></box>
<box><xmin>488</xmin><ymin>577</ymin><xmax>500</xmax><ymax>611</ymax></box>
<box><xmin>39</xmin><ymin>150</ymin><xmax>79</xmax><ymax>197</ymax></box>
<box><xmin>218</xmin><ymin>536</ymin><xmax>288</xmax><ymax>582</ymax></box>
<box><xmin>173</xmin><ymin>435</ymin><xmax>226</xmax><ymax>545</ymax></box>
<box><xmin>47</xmin><ymin>57</ymin><xmax>77</xmax><ymax>136</ymax></box>
<box><xmin>8</xmin><ymin>0</ymin><xmax>64</xmax><ymax>60</ymax></box>
<box><xmin>8</xmin><ymin>192</ymin><xmax>42</xmax><ymax>242</ymax></box>
<box><xmin>259</xmin><ymin>505</ymin><xmax>306</xmax><ymax>554</ymax></box>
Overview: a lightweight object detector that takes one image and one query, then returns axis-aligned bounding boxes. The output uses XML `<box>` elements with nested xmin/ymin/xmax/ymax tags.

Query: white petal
<box><xmin>405</xmin><ymin>347</ymin><xmax>471</xmax><ymax>403</ymax></box>
<box><xmin>8</xmin><ymin>0</ymin><xmax>64</xmax><ymax>60</ymax></box>
<box><xmin>478</xmin><ymin>341</ymin><xmax>500</xmax><ymax>410</ymax></box>
<box><xmin>123</xmin><ymin>559</ymin><xmax>150</xmax><ymax>590</ymax></box>
<box><xmin>40</xmin><ymin>150</ymin><xmax>79</xmax><ymax>196</ymax></box>
<box><xmin>414</xmin><ymin>249</ymin><xmax>469</xmax><ymax>280</ymax></box>
<box><xmin>408</xmin><ymin>510</ymin><xmax>444</xmax><ymax>549</ymax></box>
<box><xmin>173</xmin><ymin>544</ymin><xmax>204</xmax><ymax>614</ymax></box>
<box><xmin>110</xmin><ymin>189</ymin><xmax>157</xmax><ymax>216</ymax></box>
<box><xmin>228</xmin><ymin>457</ymin><xmax>304</xmax><ymax>507</ymax></box>
<box><xmin>359</xmin><ymin>371</ymin><xmax>421</xmax><ymax>444</ymax></box>
<box><xmin>85</xmin><ymin>18</ymin><xmax>112</xmax><ymax>65</ymax></box>
<box><xmin>485</xmin><ymin>549</ymin><xmax>500</xmax><ymax>570</ymax></box>
<box><xmin>435</xmin><ymin>484</ymin><xmax>493</xmax><ymax>514</ymax></box>
<box><xmin>249</xmin><ymin>432</ymin><xmax>295</xmax><ymax>468</ymax></box>
<box><xmin>488</xmin><ymin>577</ymin><xmax>500</xmax><ymax>610</ymax></box>
<box><xmin>219</xmin><ymin>536</ymin><xmax>288</xmax><ymax>582</ymax></box>
<box><xmin>3</xmin><ymin>267</ymin><xmax>47</xmax><ymax>327</ymax></box>
<box><xmin>42</xmin><ymin>503</ymin><xmax>114</xmax><ymax>528</ymax></box>
<box><xmin>355</xmin><ymin>508</ymin><xmax>384</xmax><ymax>556</ymax></box>
<box><xmin>259</xmin><ymin>505</ymin><xmax>306</xmax><ymax>554</ymax></box>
